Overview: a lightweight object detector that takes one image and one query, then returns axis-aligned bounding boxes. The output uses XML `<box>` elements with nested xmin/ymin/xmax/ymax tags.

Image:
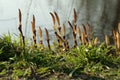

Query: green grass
<box><xmin>0</xmin><ymin>34</ymin><xmax>120</xmax><ymax>80</ymax></box>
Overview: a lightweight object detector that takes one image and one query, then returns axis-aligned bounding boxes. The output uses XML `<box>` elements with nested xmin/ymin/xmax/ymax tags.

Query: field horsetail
<box><xmin>17</xmin><ymin>9</ymin><xmax>120</xmax><ymax>55</ymax></box>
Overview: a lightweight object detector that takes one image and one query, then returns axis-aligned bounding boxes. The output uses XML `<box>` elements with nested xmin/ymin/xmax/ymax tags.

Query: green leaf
<box><xmin>0</xmin><ymin>47</ymin><xmax>3</xmax><ymax>54</ymax></box>
<box><xmin>13</xmin><ymin>69</ymin><xmax>24</xmax><ymax>77</ymax></box>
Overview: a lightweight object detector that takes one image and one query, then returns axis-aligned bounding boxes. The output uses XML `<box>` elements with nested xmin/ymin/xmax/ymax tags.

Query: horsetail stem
<box><xmin>18</xmin><ymin>9</ymin><xmax>22</xmax><ymax>23</ymax></box>
<box><xmin>54</xmin><ymin>12</ymin><xmax>63</xmax><ymax>49</ymax></box>
<box><xmin>68</xmin><ymin>21</ymin><xmax>77</xmax><ymax>48</ymax></box>
<box><xmin>50</xmin><ymin>12</ymin><xmax>57</xmax><ymax>31</ymax></box>
<box><xmin>73</xmin><ymin>8</ymin><xmax>77</xmax><ymax>34</ymax></box>
<box><xmin>118</xmin><ymin>23</ymin><xmax>120</xmax><ymax>33</ymax></box>
<box><xmin>31</xmin><ymin>15</ymin><xmax>37</xmax><ymax>48</ymax></box>
<box><xmin>62</xmin><ymin>24</ymin><xmax>69</xmax><ymax>51</ymax></box>
<box><xmin>62</xmin><ymin>24</ymin><xmax>66</xmax><ymax>38</ymax></box>
<box><xmin>112</xmin><ymin>29</ymin><xmax>117</xmax><ymax>47</ymax></box>
<box><xmin>38</xmin><ymin>27</ymin><xmax>44</xmax><ymax>46</ymax></box>
<box><xmin>18</xmin><ymin>9</ymin><xmax>25</xmax><ymax>47</ymax></box>
<box><xmin>116</xmin><ymin>32</ymin><xmax>120</xmax><ymax>51</ymax></box>
<box><xmin>38</xmin><ymin>27</ymin><xmax>42</xmax><ymax>41</ymax></box>
<box><xmin>82</xmin><ymin>24</ymin><xmax>88</xmax><ymax>45</ymax></box>
<box><xmin>45</xmin><ymin>28</ymin><xmax>51</xmax><ymax>50</ymax></box>
<box><xmin>105</xmin><ymin>35</ymin><xmax>109</xmax><ymax>48</ymax></box>
<box><xmin>17</xmin><ymin>8</ymin><xmax>120</xmax><ymax>54</ymax></box>
<box><xmin>50</xmin><ymin>12</ymin><xmax>63</xmax><ymax>49</ymax></box>
<box><xmin>74</xmin><ymin>8</ymin><xmax>77</xmax><ymax>24</ymax></box>
<box><xmin>81</xmin><ymin>32</ymin><xmax>85</xmax><ymax>45</ymax></box>
<box><xmin>87</xmin><ymin>22</ymin><xmax>92</xmax><ymax>40</ymax></box>
<box><xmin>78</xmin><ymin>26</ymin><xmax>82</xmax><ymax>44</ymax></box>
<box><xmin>54</xmin><ymin>12</ymin><xmax>61</xmax><ymax>33</ymax></box>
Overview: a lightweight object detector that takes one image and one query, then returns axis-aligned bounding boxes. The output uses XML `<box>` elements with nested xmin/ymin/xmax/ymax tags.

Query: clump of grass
<box><xmin>0</xmin><ymin>9</ymin><xmax>120</xmax><ymax>80</ymax></box>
